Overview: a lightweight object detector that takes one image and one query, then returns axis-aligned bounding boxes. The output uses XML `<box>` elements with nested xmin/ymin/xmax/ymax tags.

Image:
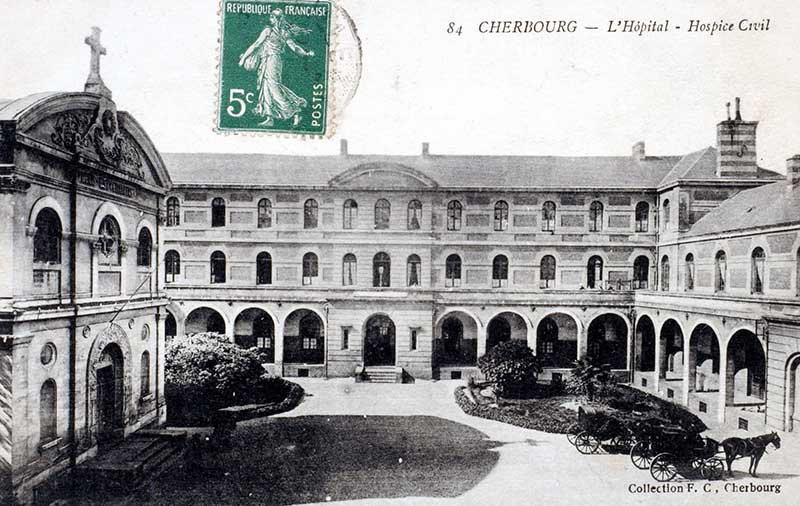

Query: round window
<box><xmin>141</xmin><ymin>324</ymin><xmax>150</xmax><ymax>341</ymax></box>
<box><xmin>41</xmin><ymin>343</ymin><xmax>57</xmax><ymax>366</ymax></box>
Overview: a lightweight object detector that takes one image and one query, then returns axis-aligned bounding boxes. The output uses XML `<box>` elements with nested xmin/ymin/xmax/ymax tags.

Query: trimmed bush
<box><xmin>454</xmin><ymin>386</ymin><xmax>574</xmax><ymax>433</ymax></box>
<box><xmin>478</xmin><ymin>340</ymin><xmax>542</xmax><ymax>398</ymax></box>
<box><xmin>166</xmin><ymin>332</ymin><xmax>287</xmax><ymax>425</ymax></box>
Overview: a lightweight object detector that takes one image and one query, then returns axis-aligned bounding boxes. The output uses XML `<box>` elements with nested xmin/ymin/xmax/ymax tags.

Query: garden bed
<box><xmin>455</xmin><ymin>382</ymin><xmax>705</xmax><ymax>434</ymax></box>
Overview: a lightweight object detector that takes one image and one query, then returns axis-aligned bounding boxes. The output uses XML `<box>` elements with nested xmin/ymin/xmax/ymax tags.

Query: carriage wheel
<box><xmin>575</xmin><ymin>432</ymin><xmax>600</xmax><ymax>454</ymax></box>
<box><xmin>650</xmin><ymin>453</ymin><xmax>678</xmax><ymax>482</ymax></box>
<box><xmin>630</xmin><ymin>441</ymin><xmax>653</xmax><ymax>470</ymax></box>
<box><xmin>567</xmin><ymin>432</ymin><xmax>578</xmax><ymax>445</ymax></box>
<box><xmin>701</xmin><ymin>458</ymin><xmax>725</xmax><ymax>481</ymax></box>
<box><xmin>689</xmin><ymin>457</ymin><xmax>705</xmax><ymax>476</ymax></box>
<box><xmin>608</xmin><ymin>435</ymin><xmax>631</xmax><ymax>453</ymax></box>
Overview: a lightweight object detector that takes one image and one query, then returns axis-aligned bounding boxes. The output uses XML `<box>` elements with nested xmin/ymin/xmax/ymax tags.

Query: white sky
<box><xmin>1</xmin><ymin>0</ymin><xmax>799</xmax><ymax>173</ymax></box>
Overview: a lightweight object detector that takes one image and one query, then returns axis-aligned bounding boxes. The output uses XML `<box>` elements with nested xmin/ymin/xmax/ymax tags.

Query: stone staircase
<box><xmin>361</xmin><ymin>366</ymin><xmax>402</xmax><ymax>383</ymax></box>
<box><xmin>74</xmin><ymin>429</ymin><xmax>186</xmax><ymax>495</ymax></box>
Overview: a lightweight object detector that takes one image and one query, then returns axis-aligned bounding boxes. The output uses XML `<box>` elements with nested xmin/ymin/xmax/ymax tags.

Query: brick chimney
<box><xmin>340</xmin><ymin>138</ymin><xmax>348</xmax><ymax>156</ymax></box>
<box><xmin>421</xmin><ymin>142</ymin><xmax>430</xmax><ymax>157</ymax></box>
<box><xmin>632</xmin><ymin>141</ymin><xmax>645</xmax><ymax>161</ymax></box>
<box><xmin>787</xmin><ymin>155</ymin><xmax>800</xmax><ymax>186</ymax></box>
<box><xmin>716</xmin><ymin>97</ymin><xmax>758</xmax><ymax>178</ymax></box>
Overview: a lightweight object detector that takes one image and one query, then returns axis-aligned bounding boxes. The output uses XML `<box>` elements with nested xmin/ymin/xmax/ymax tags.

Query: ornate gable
<box><xmin>329</xmin><ymin>162</ymin><xmax>438</xmax><ymax>189</ymax></box>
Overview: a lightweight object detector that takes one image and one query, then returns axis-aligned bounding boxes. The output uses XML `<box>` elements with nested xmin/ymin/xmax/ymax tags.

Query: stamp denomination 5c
<box><xmin>217</xmin><ymin>0</ymin><xmax>331</xmax><ymax>136</ymax></box>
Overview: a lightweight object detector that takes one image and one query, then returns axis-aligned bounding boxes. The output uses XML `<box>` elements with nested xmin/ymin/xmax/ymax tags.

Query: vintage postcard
<box><xmin>1</xmin><ymin>1</ymin><xmax>800</xmax><ymax>506</ymax></box>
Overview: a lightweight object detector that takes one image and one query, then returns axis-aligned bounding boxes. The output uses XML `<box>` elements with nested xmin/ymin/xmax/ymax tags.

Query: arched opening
<box><xmin>210</xmin><ymin>251</ymin><xmax>226</xmax><ymax>284</ymax></box>
<box><xmin>343</xmin><ymin>199</ymin><xmax>358</xmax><ymax>229</ymax></box>
<box><xmin>536</xmin><ymin>313</ymin><xmax>578</xmax><ymax>368</ymax></box>
<box><xmin>486</xmin><ymin>312</ymin><xmax>527</xmax><ymax>353</ymax></box>
<box><xmin>373</xmin><ymin>252</ymin><xmax>391</xmax><ymax>287</ymax></box>
<box><xmin>539</xmin><ymin>255</ymin><xmax>556</xmax><ymax>288</ymax></box>
<box><xmin>662</xmin><ymin>199</ymin><xmax>670</xmax><ymax>229</ymax></box>
<box><xmin>374</xmin><ymin>199</ymin><xmax>391</xmax><ymax>229</ymax></box>
<box><xmin>659</xmin><ymin>319</ymin><xmax>684</xmax><ymax>382</ymax></box>
<box><xmin>635</xmin><ymin>316</ymin><xmax>656</xmax><ymax>372</ymax></box>
<box><xmin>33</xmin><ymin>208</ymin><xmax>62</xmax><ymax>264</ymax></box>
<box><xmin>96</xmin><ymin>342</ymin><xmax>125</xmax><ymax>443</ymax></box>
<box><xmin>726</xmin><ymin>330</ymin><xmax>765</xmax><ymax>405</ymax></box>
<box><xmin>97</xmin><ymin>216</ymin><xmax>121</xmax><ymax>266</ymax></box>
<box><xmin>685</xmin><ymin>253</ymin><xmax>695</xmax><ymax>291</ymax></box>
<box><xmin>140</xmin><ymin>351</ymin><xmax>151</xmax><ymax>398</ymax></box>
<box><xmin>689</xmin><ymin>324</ymin><xmax>720</xmax><ymax>392</ymax></box>
<box><xmin>445</xmin><ymin>254</ymin><xmax>462</xmax><ymax>287</ymax></box>
<box><xmin>635</xmin><ymin>202</ymin><xmax>649</xmax><ymax>232</ymax></box>
<box><xmin>434</xmin><ymin>312</ymin><xmax>478</xmax><ymax>366</ymax></box>
<box><xmin>633</xmin><ymin>256</ymin><xmax>649</xmax><ymax>289</ymax></box>
<box><xmin>166</xmin><ymin>197</ymin><xmax>180</xmax><ymax>227</ymax></box>
<box><xmin>165</xmin><ymin>250</ymin><xmax>180</xmax><ymax>283</ymax></box>
<box><xmin>751</xmin><ymin>247</ymin><xmax>765</xmax><ymax>294</ymax></box>
<box><xmin>446</xmin><ymin>200</ymin><xmax>462</xmax><ymax>231</ymax></box>
<box><xmin>407</xmin><ymin>200</ymin><xmax>422</xmax><ymax>230</ymax></box>
<box><xmin>185</xmin><ymin>307</ymin><xmax>226</xmax><ymax>335</ymax></box>
<box><xmin>406</xmin><ymin>254</ymin><xmax>421</xmax><ymax>287</ymax></box>
<box><xmin>39</xmin><ymin>379</ymin><xmax>57</xmax><ymax>444</ymax></box>
<box><xmin>787</xmin><ymin>355</ymin><xmax>800</xmax><ymax>432</ymax></box>
<box><xmin>137</xmin><ymin>228</ymin><xmax>152</xmax><ymax>268</ymax></box>
<box><xmin>257</xmin><ymin>198</ymin><xmax>272</xmax><ymax>228</ymax></box>
<box><xmin>364</xmin><ymin>314</ymin><xmax>396</xmax><ymax>366</ymax></box>
<box><xmin>343</xmin><ymin>253</ymin><xmax>357</xmax><ymax>286</ymax></box>
<box><xmin>494</xmin><ymin>201</ymin><xmax>508</xmax><ymax>231</ymax></box>
<box><xmin>211</xmin><ymin>197</ymin><xmax>226</xmax><ymax>227</ymax></box>
<box><xmin>283</xmin><ymin>309</ymin><xmax>324</xmax><ymax>364</ymax></box>
<box><xmin>234</xmin><ymin>308</ymin><xmax>276</xmax><ymax>362</ymax></box>
<box><xmin>165</xmin><ymin>311</ymin><xmax>177</xmax><ymax>340</ymax></box>
<box><xmin>587</xmin><ymin>314</ymin><xmax>628</xmax><ymax>370</ymax></box>
<box><xmin>589</xmin><ymin>201</ymin><xmax>603</xmax><ymax>232</ymax></box>
<box><xmin>660</xmin><ymin>255</ymin><xmax>670</xmax><ymax>291</ymax></box>
<box><xmin>587</xmin><ymin>256</ymin><xmax>603</xmax><ymax>289</ymax></box>
<box><xmin>542</xmin><ymin>201</ymin><xmax>556</xmax><ymax>232</ymax></box>
<box><xmin>492</xmin><ymin>255</ymin><xmax>508</xmax><ymax>288</ymax></box>
<box><xmin>715</xmin><ymin>251</ymin><xmax>727</xmax><ymax>292</ymax></box>
<box><xmin>304</xmin><ymin>199</ymin><xmax>318</xmax><ymax>229</ymax></box>
<box><xmin>302</xmin><ymin>252</ymin><xmax>318</xmax><ymax>285</ymax></box>
<box><xmin>256</xmin><ymin>252</ymin><xmax>272</xmax><ymax>285</ymax></box>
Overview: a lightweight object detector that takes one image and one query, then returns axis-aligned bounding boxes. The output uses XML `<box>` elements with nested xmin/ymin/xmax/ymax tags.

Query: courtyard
<box><xmin>91</xmin><ymin>379</ymin><xmax>800</xmax><ymax>506</ymax></box>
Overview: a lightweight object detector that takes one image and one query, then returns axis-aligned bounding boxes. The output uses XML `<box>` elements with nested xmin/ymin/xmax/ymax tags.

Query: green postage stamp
<box><xmin>217</xmin><ymin>0</ymin><xmax>332</xmax><ymax>136</ymax></box>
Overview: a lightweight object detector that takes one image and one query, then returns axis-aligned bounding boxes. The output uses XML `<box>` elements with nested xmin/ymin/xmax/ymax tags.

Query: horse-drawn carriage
<box><xmin>645</xmin><ymin>427</ymin><xmax>725</xmax><ymax>481</ymax></box>
<box><xmin>568</xmin><ymin>405</ymin><xmax>638</xmax><ymax>454</ymax></box>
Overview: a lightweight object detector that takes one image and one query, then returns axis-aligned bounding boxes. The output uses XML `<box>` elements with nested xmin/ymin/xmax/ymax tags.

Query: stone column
<box><xmin>682</xmin><ymin>334</ymin><xmax>691</xmax><ymax>406</ymax></box>
<box><xmin>476</xmin><ymin>324</ymin><xmax>486</xmax><ymax>358</ymax></box>
<box><xmin>718</xmin><ymin>351</ymin><xmax>729</xmax><ymax>425</ymax></box>
<box><xmin>274</xmin><ymin>322</ymin><xmax>284</xmax><ymax>377</ymax></box>
<box><xmin>654</xmin><ymin>328</ymin><xmax>664</xmax><ymax>394</ymax></box>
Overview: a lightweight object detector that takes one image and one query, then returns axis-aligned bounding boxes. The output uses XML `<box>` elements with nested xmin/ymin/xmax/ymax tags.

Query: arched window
<box><xmin>304</xmin><ymin>199</ymin><xmax>318</xmax><ymax>229</ymax></box>
<box><xmin>685</xmin><ymin>253</ymin><xmax>695</xmax><ymax>291</ymax></box>
<box><xmin>137</xmin><ymin>228</ymin><xmax>152</xmax><ymax>267</ymax></box>
<box><xmin>302</xmin><ymin>252</ymin><xmax>318</xmax><ymax>285</ymax></box>
<box><xmin>662</xmin><ymin>199</ymin><xmax>671</xmax><ymax>229</ymax></box>
<box><xmin>407</xmin><ymin>254</ymin><xmax>421</xmax><ymax>287</ymax></box>
<box><xmin>542</xmin><ymin>201</ymin><xmax>556</xmax><ymax>232</ymax></box>
<box><xmin>635</xmin><ymin>202</ymin><xmax>649</xmax><ymax>232</ymax></box>
<box><xmin>211</xmin><ymin>197</ymin><xmax>226</xmax><ymax>227</ymax></box>
<box><xmin>210</xmin><ymin>251</ymin><xmax>226</xmax><ymax>283</ymax></box>
<box><xmin>494</xmin><ymin>201</ymin><xmax>509</xmax><ymax>231</ymax></box>
<box><xmin>97</xmin><ymin>216</ymin><xmax>121</xmax><ymax>266</ymax></box>
<box><xmin>540</xmin><ymin>255</ymin><xmax>556</xmax><ymax>288</ymax></box>
<box><xmin>140</xmin><ymin>351</ymin><xmax>150</xmax><ymax>398</ymax></box>
<box><xmin>33</xmin><ymin>208</ymin><xmax>62</xmax><ymax>264</ymax></box>
<box><xmin>165</xmin><ymin>250</ymin><xmax>180</xmax><ymax>283</ymax></box>
<box><xmin>343</xmin><ymin>253</ymin><xmax>357</xmax><ymax>285</ymax></box>
<box><xmin>343</xmin><ymin>199</ymin><xmax>358</xmax><ymax>229</ymax></box>
<box><xmin>715</xmin><ymin>251</ymin><xmax>727</xmax><ymax>291</ymax></box>
<box><xmin>447</xmin><ymin>200</ymin><xmax>462</xmax><ymax>231</ymax></box>
<box><xmin>166</xmin><ymin>197</ymin><xmax>180</xmax><ymax>227</ymax></box>
<box><xmin>40</xmin><ymin>379</ymin><xmax>57</xmax><ymax>443</ymax></box>
<box><xmin>589</xmin><ymin>201</ymin><xmax>603</xmax><ymax>232</ymax></box>
<box><xmin>256</xmin><ymin>252</ymin><xmax>272</xmax><ymax>285</ymax></box>
<box><xmin>587</xmin><ymin>256</ymin><xmax>603</xmax><ymax>289</ymax></box>
<box><xmin>257</xmin><ymin>198</ymin><xmax>272</xmax><ymax>228</ymax></box>
<box><xmin>661</xmin><ymin>255</ymin><xmax>670</xmax><ymax>291</ymax></box>
<box><xmin>633</xmin><ymin>256</ymin><xmax>649</xmax><ymax>289</ymax></box>
<box><xmin>445</xmin><ymin>254</ymin><xmax>462</xmax><ymax>287</ymax></box>
<box><xmin>492</xmin><ymin>255</ymin><xmax>509</xmax><ymax>287</ymax></box>
<box><xmin>373</xmin><ymin>252</ymin><xmax>391</xmax><ymax>287</ymax></box>
<box><xmin>407</xmin><ymin>200</ymin><xmax>422</xmax><ymax>230</ymax></box>
<box><xmin>751</xmin><ymin>247</ymin><xmax>765</xmax><ymax>294</ymax></box>
<box><xmin>374</xmin><ymin>199</ymin><xmax>390</xmax><ymax>229</ymax></box>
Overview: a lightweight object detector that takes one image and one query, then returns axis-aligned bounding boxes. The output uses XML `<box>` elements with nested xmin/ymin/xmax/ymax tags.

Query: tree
<box><xmin>165</xmin><ymin>332</ymin><xmax>272</xmax><ymax>424</ymax></box>
<box><xmin>478</xmin><ymin>340</ymin><xmax>542</xmax><ymax>398</ymax></box>
<box><xmin>565</xmin><ymin>356</ymin><xmax>616</xmax><ymax>401</ymax></box>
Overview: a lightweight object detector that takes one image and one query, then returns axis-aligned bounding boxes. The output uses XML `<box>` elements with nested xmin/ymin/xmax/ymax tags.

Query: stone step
<box><xmin>363</xmin><ymin>366</ymin><xmax>401</xmax><ymax>383</ymax></box>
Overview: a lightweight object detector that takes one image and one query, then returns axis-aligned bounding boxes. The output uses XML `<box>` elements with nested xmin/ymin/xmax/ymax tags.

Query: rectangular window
<box><xmin>256</xmin><ymin>336</ymin><xmax>272</xmax><ymax>348</ymax></box>
<box><xmin>302</xmin><ymin>337</ymin><xmax>317</xmax><ymax>350</ymax></box>
<box><xmin>410</xmin><ymin>328</ymin><xmax>418</xmax><ymax>351</ymax></box>
<box><xmin>342</xmin><ymin>327</ymin><xmax>350</xmax><ymax>350</ymax></box>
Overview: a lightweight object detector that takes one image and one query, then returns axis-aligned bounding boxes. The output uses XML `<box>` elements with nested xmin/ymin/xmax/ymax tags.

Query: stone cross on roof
<box><xmin>84</xmin><ymin>26</ymin><xmax>112</xmax><ymax>98</ymax></box>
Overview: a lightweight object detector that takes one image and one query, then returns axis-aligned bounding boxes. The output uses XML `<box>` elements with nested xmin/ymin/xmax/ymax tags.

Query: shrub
<box><xmin>565</xmin><ymin>356</ymin><xmax>616</xmax><ymax>401</ymax></box>
<box><xmin>166</xmin><ymin>332</ymin><xmax>280</xmax><ymax>425</ymax></box>
<box><xmin>478</xmin><ymin>340</ymin><xmax>542</xmax><ymax>398</ymax></box>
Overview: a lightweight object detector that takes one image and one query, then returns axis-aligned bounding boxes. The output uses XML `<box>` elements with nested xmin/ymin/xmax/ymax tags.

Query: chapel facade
<box><xmin>0</xmin><ymin>31</ymin><xmax>172</xmax><ymax>504</ymax></box>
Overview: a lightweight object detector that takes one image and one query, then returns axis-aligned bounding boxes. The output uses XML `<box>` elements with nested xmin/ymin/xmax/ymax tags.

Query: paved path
<box><xmin>276</xmin><ymin>378</ymin><xmax>799</xmax><ymax>506</ymax></box>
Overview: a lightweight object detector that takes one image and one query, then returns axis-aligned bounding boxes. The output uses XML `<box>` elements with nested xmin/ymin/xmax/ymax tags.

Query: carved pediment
<box><xmin>329</xmin><ymin>162</ymin><xmax>438</xmax><ymax>189</ymax></box>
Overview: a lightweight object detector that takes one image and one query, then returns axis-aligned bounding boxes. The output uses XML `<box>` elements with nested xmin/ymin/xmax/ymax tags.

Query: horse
<box><xmin>720</xmin><ymin>432</ymin><xmax>781</xmax><ymax>477</ymax></box>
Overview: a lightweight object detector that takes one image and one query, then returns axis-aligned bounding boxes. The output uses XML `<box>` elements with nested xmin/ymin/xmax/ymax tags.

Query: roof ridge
<box><xmin>679</xmin><ymin>146</ymin><xmax>714</xmax><ymax>180</ymax></box>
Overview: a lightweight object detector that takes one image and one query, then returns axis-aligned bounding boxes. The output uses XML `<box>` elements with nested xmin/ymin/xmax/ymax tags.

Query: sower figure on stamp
<box><xmin>238</xmin><ymin>8</ymin><xmax>315</xmax><ymax>127</ymax></box>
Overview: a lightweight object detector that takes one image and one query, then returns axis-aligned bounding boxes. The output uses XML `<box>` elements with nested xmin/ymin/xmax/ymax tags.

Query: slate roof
<box><xmin>685</xmin><ymin>181</ymin><xmax>800</xmax><ymax>237</ymax></box>
<box><xmin>162</xmin><ymin>152</ymin><xmax>687</xmax><ymax>190</ymax></box>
